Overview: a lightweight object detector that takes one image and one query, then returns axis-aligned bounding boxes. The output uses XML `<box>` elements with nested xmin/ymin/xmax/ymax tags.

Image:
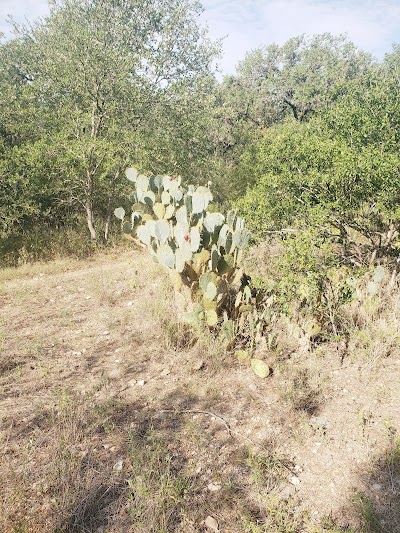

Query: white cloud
<box><xmin>1</xmin><ymin>0</ymin><xmax>399</xmax><ymax>74</ymax></box>
<box><xmin>202</xmin><ymin>0</ymin><xmax>400</xmax><ymax>73</ymax></box>
<box><xmin>0</xmin><ymin>0</ymin><xmax>49</xmax><ymax>36</ymax></box>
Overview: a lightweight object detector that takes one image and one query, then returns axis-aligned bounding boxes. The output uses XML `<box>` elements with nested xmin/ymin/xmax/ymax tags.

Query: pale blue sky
<box><xmin>1</xmin><ymin>0</ymin><xmax>400</xmax><ymax>74</ymax></box>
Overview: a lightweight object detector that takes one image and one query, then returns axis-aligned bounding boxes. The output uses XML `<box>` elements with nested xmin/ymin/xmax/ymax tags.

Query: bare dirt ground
<box><xmin>1</xmin><ymin>248</ymin><xmax>399</xmax><ymax>532</ymax></box>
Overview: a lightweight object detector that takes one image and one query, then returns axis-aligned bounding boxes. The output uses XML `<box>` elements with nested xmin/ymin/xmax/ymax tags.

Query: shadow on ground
<box><xmin>51</xmin><ymin>386</ymin><xmax>282</xmax><ymax>533</ymax></box>
<box><xmin>327</xmin><ymin>438</ymin><xmax>400</xmax><ymax>532</ymax></box>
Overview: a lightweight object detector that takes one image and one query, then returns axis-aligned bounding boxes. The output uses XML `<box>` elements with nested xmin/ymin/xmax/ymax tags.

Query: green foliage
<box><xmin>0</xmin><ymin>220</ymin><xmax>102</xmax><ymax>268</ymax></box>
<box><xmin>232</xmin><ymin>45</ymin><xmax>400</xmax><ymax>338</ymax></box>
<box><xmin>0</xmin><ymin>0</ymin><xmax>219</xmax><ymax>244</ymax></box>
<box><xmin>116</xmin><ymin>167</ymin><xmax>251</xmax><ymax>329</ymax></box>
<box><xmin>237</xmin><ymin>66</ymin><xmax>400</xmax><ymax>263</ymax></box>
<box><xmin>210</xmin><ymin>34</ymin><xmax>372</xmax><ymax>201</ymax></box>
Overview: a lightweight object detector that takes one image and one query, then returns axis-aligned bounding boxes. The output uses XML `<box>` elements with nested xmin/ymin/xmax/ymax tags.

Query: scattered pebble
<box><xmin>160</xmin><ymin>368</ymin><xmax>171</xmax><ymax>376</ymax></box>
<box><xmin>281</xmin><ymin>484</ymin><xmax>297</xmax><ymax>498</ymax></box>
<box><xmin>205</xmin><ymin>515</ymin><xmax>219</xmax><ymax>531</ymax></box>
<box><xmin>113</xmin><ymin>459</ymin><xmax>123</xmax><ymax>472</ymax></box>
<box><xmin>207</xmin><ymin>482</ymin><xmax>222</xmax><ymax>492</ymax></box>
<box><xmin>127</xmin><ymin>301</ymin><xmax>134</xmax><ymax>307</ymax></box>
<box><xmin>310</xmin><ymin>416</ymin><xmax>329</xmax><ymax>429</ymax></box>
<box><xmin>108</xmin><ymin>368</ymin><xmax>122</xmax><ymax>379</ymax></box>
<box><xmin>193</xmin><ymin>359</ymin><xmax>204</xmax><ymax>371</ymax></box>
<box><xmin>128</xmin><ymin>379</ymin><xmax>137</xmax><ymax>387</ymax></box>
<box><xmin>290</xmin><ymin>476</ymin><xmax>300</xmax><ymax>486</ymax></box>
<box><xmin>137</xmin><ymin>380</ymin><xmax>145</xmax><ymax>386</ymax></box>
<box><xmin>85</xmin><ymin>295</ymin><xmax>92</xmax><ymax>300</ymax></box>
<box><xmin>372</xmin><ymin>483</ymin><xmax>382</xmax><ymax>490</ymax></box>
<box><xmin>102</xmin><ymin>331</ymin><xmax>110</xmax><ymax>336</ymax></box>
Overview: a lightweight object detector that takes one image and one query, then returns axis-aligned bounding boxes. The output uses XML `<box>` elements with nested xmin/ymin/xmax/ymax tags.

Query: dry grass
<box><xmin>1</xmin><ymin>249</ymin><xmax>400</xmax><ymax>531</ymax></box>
<box><xmin>0</xmin><ymin>391</ymin><xmax>127</xmax><ymax>532</ymax></box>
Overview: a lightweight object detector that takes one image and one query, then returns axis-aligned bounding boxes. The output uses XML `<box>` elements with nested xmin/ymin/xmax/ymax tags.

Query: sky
<box><xmin>1</xmin><ymin>0</ymin><xmax>400</xmax><ymax>74</ymax></box>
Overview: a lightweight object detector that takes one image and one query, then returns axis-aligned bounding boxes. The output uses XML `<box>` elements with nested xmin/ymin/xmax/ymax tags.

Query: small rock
<box><xmin>137</xmin><ymin>380</ymin><xmax>145</xmax><ymax>386</ymax></box>
<box><xmin>102</xmin><ymin>331</ymin><xmax>110</xmax><ymax>336</ymax></box>
<box><xmin>195</xmin><ymin>465</ymin><xmax>202</xmax><ymax>474</ymax></box>
<box><xmin>372</xmin><ymin>483</ymin><xmax>382</xmax><ymax>490</ymax></box>
<box><xmin>85</xmin><ymin>295</ymin><xmax>92</xmax><ymax>300</ymax></box>
<box><xmin>108</xmin><ymin>368</ymin><xmax>123</xmax><ymax>379</ymax></box>
<box><xmin>128</xmin><ymin>378</ymin><xmax>137</xmax><ymax>387</ymax></box>
<box><xmin>103</xmin><ymin>443</ymin><xmax>111</xmax><ymax>450</ymax></box>
<box><xmin>127</xmin><ymin>301</ymin><xmax>134</xmax><ymax>307</ymax></box>
<box><xmin>160</xmin><ymin>368</ymin><xmax>171</xmax><ymax>376</ymax></box>
<box><xmin>294</xmin><ymin>464</ymin><xmax>303</xmax><ymax>473</ymax></box>
<box><xmin>290</xmin><ymin>476</ymin><xmax>300</xmax><ymax>486</ymax></box>
<box><xmin>193</xmin><ymin>359</ymin><xmax>205</xmax><ymax>371</ymax></box>
<box><xmin>205</xmin><ymin>515</ymin><xmax>219</xmax><ymax>531</ymax></box>
<box><xmin>310</xmin><ymin>416</ymin><xmax>329</xmax><ymax>429</ymax></box>
<box><xmin>207</xmin><ymin>482</ymin><xmax>222</xmax><ymax>492</ymax></box>
<box><xmin>281</xmin><ymin>484</ymin><xmax>297</xmax><ymax>498</ymax></box>
<box><xmin>113</xmin><ymin>459</ymin><xmax>123</xmax><ymax>472</ymax></box>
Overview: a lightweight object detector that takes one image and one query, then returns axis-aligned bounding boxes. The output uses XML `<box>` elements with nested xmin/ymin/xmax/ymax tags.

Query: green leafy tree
<box><xmin>209</xmin><ymin>34</ymin><xmax>372</xmax><ymax>201</ymax></box>
<box><xmin>237</xmin><ymin>52</ymin><xmax>400</xmax><ymax>264</ymax></box>
<box><xmin>1</xmin><ymin>0</ymin><xmax>218</xmax><ymax>240</ymax></box>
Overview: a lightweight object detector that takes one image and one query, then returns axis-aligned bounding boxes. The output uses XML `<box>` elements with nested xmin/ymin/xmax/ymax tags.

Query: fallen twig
<box><xmin>157</xmin><ymin>408</ymin><xmax>296</xmax><ymax>475</ymax></box>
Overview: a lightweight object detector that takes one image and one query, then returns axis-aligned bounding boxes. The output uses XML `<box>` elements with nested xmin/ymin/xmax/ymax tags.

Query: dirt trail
<box><xmin>1</xmin><ymin>249</ymin><xmax>399</xmax><ymax>532</ymax></box>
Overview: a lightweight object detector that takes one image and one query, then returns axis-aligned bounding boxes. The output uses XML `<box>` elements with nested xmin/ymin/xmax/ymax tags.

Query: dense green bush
<box><xmin>237</xmin><ymin>106</ymin><xmax>400</xmax><ymax>265</ymax></box>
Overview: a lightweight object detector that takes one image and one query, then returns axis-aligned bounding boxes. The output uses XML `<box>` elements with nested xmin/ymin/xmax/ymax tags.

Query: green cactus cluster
<box><xmin>115</xmin><ymin>167</ymin><xmax>251</xmax><ymax>328</ymax></box>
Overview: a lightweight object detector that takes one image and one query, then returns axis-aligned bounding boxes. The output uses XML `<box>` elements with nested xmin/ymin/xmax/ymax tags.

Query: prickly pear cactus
<box><xmin>115</xmin><ymin>168</ymin><xmax>252</xmax><ymax>328</ymax></box>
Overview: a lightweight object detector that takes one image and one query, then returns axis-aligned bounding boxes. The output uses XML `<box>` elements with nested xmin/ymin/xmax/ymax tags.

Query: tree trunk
<box><xmin>104</xmin><ymin>199</ymin><xmax>112</xmax><ymax>242</ymax></box>
<box><xmin>104</xmin><ymin>169</ymin><xmax>120</xmax><ymax>242</ymax></box>
<box><xmin>85</xmin><ymin>201</ymin><xmax>96</xmax><ymax>240</ymax></box>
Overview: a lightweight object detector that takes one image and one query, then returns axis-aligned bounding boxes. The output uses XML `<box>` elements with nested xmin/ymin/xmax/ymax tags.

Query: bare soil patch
<box><xmin>1</xmin><ymin>249</ymin><xmax>399</xmax><ymax>532</ymax></box>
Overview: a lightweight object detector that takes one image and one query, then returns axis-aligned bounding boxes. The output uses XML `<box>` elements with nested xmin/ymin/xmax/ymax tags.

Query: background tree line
<box><xmin>1</xmin><ymin>0</ymin><xmax>400</xmax><ymax>270</ymax></box>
